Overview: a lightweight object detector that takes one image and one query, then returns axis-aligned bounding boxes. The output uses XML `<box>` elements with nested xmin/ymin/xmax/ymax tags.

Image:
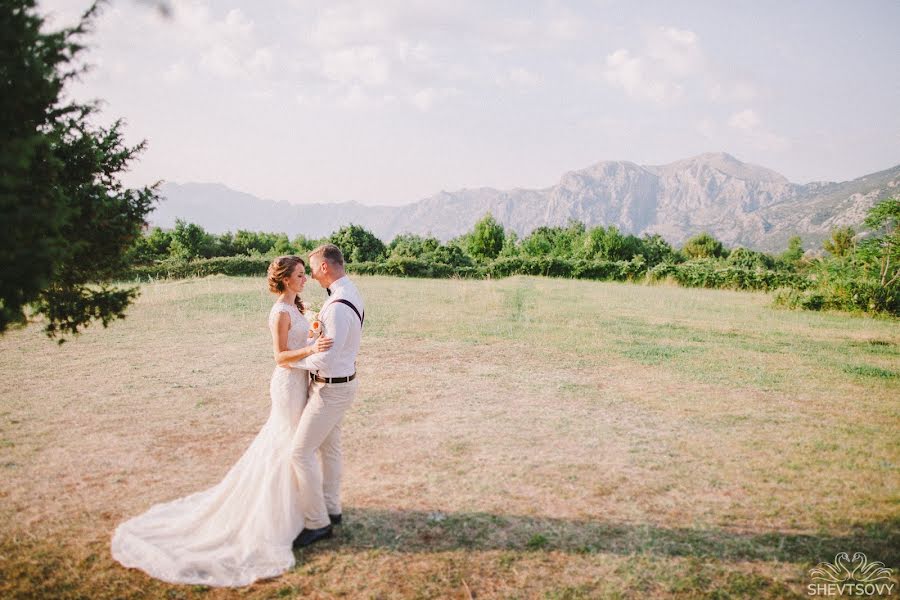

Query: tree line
<box><xmin>128</xmin><ymin>198</ymin><xmax>899</xmax><ymax>316</ymax></box>
<box><xmin>128</xmin><ymin>217</ymin><xmax>801</xmax><ymax>267</ymax></box>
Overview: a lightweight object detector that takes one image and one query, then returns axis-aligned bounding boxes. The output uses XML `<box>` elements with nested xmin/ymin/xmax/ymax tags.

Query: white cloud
<box><xmin>248</xmin><ymin>88</ymin><xmax>275</xmax><ymax>100</ymax></box>
<box><xmin>503</xmin><ymin>66</ymin><xmax>541</xmax><ymax>87</ymax></box>
<box><xmin>249</xmin><ymin>47</ymin><xmax>275</xmax><ymax>72</ymax></box>
<box><xmin>116</xmin><ymin>3</ymin><xmax>272</xmax><ymax>82</ymax></box>
<box><xmin>321</xmin><ymin>45</ymin><xmax>390</xmax><ymax>85</ymax></box>
<box><xmin>198</xmin><ymin>45</ymin><xmax>274</xmax><ymax>80</ymax></box>
<box><xmin>222</xmin><ymin>8</ymin><xmax>253</xmax><ymax>37</ymax></box>
<box><xmin>496</xmin><ymin>17</ymin><xmax>537</xmax><ymax>40</ymax></box>
<box><xmin>162</xmin><ymin>61</ymin><xmax>189</xmax><ymax>84</ymax></box>
<box><xmin>646</xmin><ymin>26</ymin><xmax>702</xmax><ymax>78</ymax></box>
<box><xmin>308</xmin><ymin>5</ymin><xmax>390</xmax><ymax>49</ymax></box>
<box><xmin>284</xmin><ymin>3</ymin><xmax>577</xmax><ymax>106</ymax></box>
<box><xmin>394</xmin><ymin>40</ymin><xmax>433</xmax><ymax>65</ymax></box>
<box><xmin>547</xmin><ymin>12</ymin><xmax>584</xmax><ymax>41</ymax></box>
<box><xmin>171</xmin><ymin>3</ymin><xmax>252</xmax><ymax>46</ymax></box>
<box><xmin>597</xmin><ymin>26</ymin><xmax>702</xmax><ymax>105</ymax></box>
<box><xmin>728</xmin><ymin>109</ymin><xmax>761</xmax><ymax>131</ymax></box>
<box><xmin>596</xmin><ymin>26</ymin><xmax>760</xmax><ymax>107</ymax></box>
<box><xmin>199</xmin><ymin>44</ymin><xmax>242</xmax><ymax>78</ymax></box>
<box><xmin>301</xmin><ymin>4</ymin><xmax>458</xmax><ymax>104</ymax></box>
<box><xmin>411</xmin><ymin>87</ymin><xmax>437</xmax><ymax>111</ymax></box>
<box><xmin>409</xmin><ymin>87</ymin><xmax>459</xmax><ymax>111</ymax></box>
<box><xmin>709</xmin><ymin>80</ymin><xmax>759</xmax><ymax>103</ymax></box>
<box><xmin>339</xmin><ymin>84</ymin><xmax>369</xmax><ymax>109</ymax></box>
<box><xmin>697</xmin><ymin>117</ymin><xmax>716</xmax><ymax>140</ymax></box>
<box><xmin>483</xmin><ymin>10</ymin><xmax>584</xmax><ymax>53</ymax></box>
<box><xmin>728</xmin><ymin>109</ymin><xmax>790</xmax><ymax>151</ymax></box>
<box><xmin>333</xmin><ymin>84</ymin><xmax>401</xmax><ymax>110</ymax></box>
<box><xmin>602</xmin><ymin>48</ymin><xmax>681</xmax><ymax>104</ymax></box>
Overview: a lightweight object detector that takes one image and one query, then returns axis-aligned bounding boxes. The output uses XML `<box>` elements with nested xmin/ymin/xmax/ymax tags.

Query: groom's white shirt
<box><xmin>292</xmin><ymin>275</ymin><xmax>364</xmax><ymax>377</ymax></box>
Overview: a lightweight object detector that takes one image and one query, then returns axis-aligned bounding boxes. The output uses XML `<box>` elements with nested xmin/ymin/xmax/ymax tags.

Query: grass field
<box><xmin>0</xmin><ymin>274</ymin><xmax>898</xmax><ymax>599</ymax></box>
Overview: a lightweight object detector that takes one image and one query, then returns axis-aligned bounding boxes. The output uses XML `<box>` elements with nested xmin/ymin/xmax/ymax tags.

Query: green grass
<box><xmin>842</xmin><ymin>364</ymin><xmax>898</xmax><ymax>379</ymax></box>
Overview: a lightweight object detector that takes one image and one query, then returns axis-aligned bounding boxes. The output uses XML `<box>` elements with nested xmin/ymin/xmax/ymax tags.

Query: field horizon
<box><xmin>1</xmin><ymin>274</ymin><xmax>897</xmax><ymax>599</ymax></box>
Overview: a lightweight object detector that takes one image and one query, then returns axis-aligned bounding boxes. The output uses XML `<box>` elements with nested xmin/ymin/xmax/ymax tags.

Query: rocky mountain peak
<box><xmin>653</xmin><ymin>152</ymin><xmax>791</xmax><ymax>184</ymax></box>
<box><xmin>151</xmin><ymin>155</ymin><xmax>900</xmax><ymax>253</ymax></box>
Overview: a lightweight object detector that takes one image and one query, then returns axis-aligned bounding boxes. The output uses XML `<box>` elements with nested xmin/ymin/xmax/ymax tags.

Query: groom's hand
<box><xmin>314</xmin><ymin>336</ymin><xmax>334</xmax><ymax>354</ymax></box>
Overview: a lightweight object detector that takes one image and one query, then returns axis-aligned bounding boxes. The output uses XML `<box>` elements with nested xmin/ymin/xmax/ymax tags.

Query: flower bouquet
<box><xmin>307</xmin><ymin>312</ymin><xmax>325</xmax><ymax>340</ymax></box>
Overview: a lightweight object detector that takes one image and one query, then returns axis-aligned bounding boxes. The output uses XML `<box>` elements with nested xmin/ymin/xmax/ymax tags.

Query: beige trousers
<box><xmin>291</xmin><ymin>377</ymin><xmax>358</xmax><ymax>529</ymax></box>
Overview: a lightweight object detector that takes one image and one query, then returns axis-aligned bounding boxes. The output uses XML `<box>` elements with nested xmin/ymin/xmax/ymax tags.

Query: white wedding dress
<box><xmin>111</xmin><ymin>301</ymin><xmax>311</xmax><ymax>587</ymax></box>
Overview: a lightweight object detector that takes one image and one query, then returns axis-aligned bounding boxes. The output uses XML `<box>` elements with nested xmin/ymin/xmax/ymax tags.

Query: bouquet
<box><xmin>307</xmin><ymin>311</ymin><xmax>325</xmax><ymax>340</ymax></box>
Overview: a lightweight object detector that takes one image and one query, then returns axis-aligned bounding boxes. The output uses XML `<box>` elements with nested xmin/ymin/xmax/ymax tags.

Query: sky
<box><xmin>40</xmin><ymin>0</ymin><xmax>900</xmax><ymax>206</ymax></box>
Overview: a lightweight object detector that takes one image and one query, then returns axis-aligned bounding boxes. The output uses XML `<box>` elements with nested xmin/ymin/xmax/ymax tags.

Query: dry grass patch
<box><xmin>1</xmin><ymin>275</ymin><xmax>897</xmax><ymax>598</ymax></box>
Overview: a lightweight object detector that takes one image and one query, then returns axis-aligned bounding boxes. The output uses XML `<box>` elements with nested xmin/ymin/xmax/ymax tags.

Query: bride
<box><xmin>111</xmin><ymin>256</ymin><xmax>333</xmax><ymax>587</ymax></box>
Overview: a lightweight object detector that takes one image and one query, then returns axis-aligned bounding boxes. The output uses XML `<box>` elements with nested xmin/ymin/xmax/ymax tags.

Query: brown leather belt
<box><xmin>310</xmin><ymin>372</ymin><xmax>356</xmax><ymax>384</ymax></box>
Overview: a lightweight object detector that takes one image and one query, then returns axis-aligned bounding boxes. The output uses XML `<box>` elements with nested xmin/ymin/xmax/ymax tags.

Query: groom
<box><xmin>289</xmin><ymin>243</ymin><xmax>365</xmax><ymax>548</ymax></box>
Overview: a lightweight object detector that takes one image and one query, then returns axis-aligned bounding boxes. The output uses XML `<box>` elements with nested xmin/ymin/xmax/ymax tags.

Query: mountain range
<box><xmin>149</xmin><ymin>152</ymin><xmax>900</xmax><ymax>253</ymax></box>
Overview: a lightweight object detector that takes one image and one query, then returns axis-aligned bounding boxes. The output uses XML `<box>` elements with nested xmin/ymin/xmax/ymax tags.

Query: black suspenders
<box><xmin>330</xmin><ymin>298</ymin><xmax>364</xmax><ymax>327</ymax></box>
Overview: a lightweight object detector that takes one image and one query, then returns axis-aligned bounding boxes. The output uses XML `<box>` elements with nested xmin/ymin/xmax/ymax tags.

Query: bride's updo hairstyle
<box><xmin>267</xmin><ymin>255</ymin><xmax>307</xmax><ymax>314</ymax></box>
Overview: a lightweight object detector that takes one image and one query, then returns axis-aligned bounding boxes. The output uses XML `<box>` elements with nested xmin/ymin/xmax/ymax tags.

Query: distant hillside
<box><xmin>149</xmin><ymin>153</ymin><xmax>900</xmax><ymax>252</ymax></box>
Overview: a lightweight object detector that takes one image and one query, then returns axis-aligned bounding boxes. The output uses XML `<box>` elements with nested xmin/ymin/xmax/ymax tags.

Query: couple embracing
<box><xmin>111</xmin><ymin>244</ymin><xmax>365</xmax><ymax>587</ymax></box>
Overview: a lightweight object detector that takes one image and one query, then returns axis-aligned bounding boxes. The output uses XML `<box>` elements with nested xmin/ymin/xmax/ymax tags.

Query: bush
<box><xmin>388</xmin><ymin>234</ymin><xmax>440</xmax><ymax>259</ymax></box>
<box><xmin>773</xmin><ymin>279</ymin><xmax>898</xmax><ymax>315</ymax></box>
<box><xmin>647</xmin><ymin>261</ymin><xmax>678</xmax><ymax>282</ymax></box>
<box><xmin>487</xmin><ymin>256</ymin><xmax>574</xmax><ymax>278</ymax></box>
<box><xmin>727</xmin><ymin>247</ymin><xmax>776</xmax><ymax>270</ymax></box>
<box><xmin>127</xmin><ymin>256</ymin><xmax>270</xmax><ymax>281</ymax></box>
<box><xmin>779</xmin><ymin>235</ymin><xmax>804</xmax><ymax>264</ymax></box>
<box><xmin>569</xmin><ymin>259</ymin><xmax>626</xmax><ymax>280</ymax></box>
<box><xmin>467</xmin><ymin>214</ymin><xmax>505</xmax><ymax>259</ymax></box>
<box><xmin>682</xmin><ymin>232</ymin><xmax>727</xmax><ymax>259</ymax></box>
<box><xmin>578</xmin><ymin>225</ymin><xmax>641</xmax><ymax>261</ymax></box>
<box><xmin>329</xmin><ymin>224</ymin><xmax>386</xmax><ymax>263</ymax></box>
<box><xmin>345</xmin><ymin>259</ymin><xmax>483</xmax><ymax>279</ymax></box>
<box><xmin>647</xmin><ymin>259</ymin><xmax>808</xmax><ymax>291</ymax></box>
<box><xmin>773</xmin><ymin>288</ymin><xmax>827</xmax><ymax>311</ymax></box>
<box><xmin>638</xmin><ymin>233</ymin><xmax>679</xmax><ymax>267</ymax></box>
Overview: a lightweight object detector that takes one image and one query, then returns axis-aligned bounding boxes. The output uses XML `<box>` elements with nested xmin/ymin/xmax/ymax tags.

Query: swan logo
<box><xmin>807</xmin><ymin>552</ymin><xmax>895</xmax><ymax>596</ymax></box>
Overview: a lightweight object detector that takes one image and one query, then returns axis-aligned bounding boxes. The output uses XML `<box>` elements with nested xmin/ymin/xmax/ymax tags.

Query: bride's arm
<box><xmin>271</xmin><ymin>312</ymin><xmax>333</xmax><ymax>367</ymax></box>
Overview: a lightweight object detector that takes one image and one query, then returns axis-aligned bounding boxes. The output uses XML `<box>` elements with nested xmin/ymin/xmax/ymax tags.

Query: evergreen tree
<box><xmin>0</xmin><ymin>1</ymin><xmax>157</xmax><ymax>338</ymax></box>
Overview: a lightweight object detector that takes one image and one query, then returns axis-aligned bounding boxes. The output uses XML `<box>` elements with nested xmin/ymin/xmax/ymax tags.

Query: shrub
<box><xmin>345</xmin><ymin>259</ymin><xmax>482</xmax><ymax>279</ymax></box>
<box><xmin>647</xmin><ymin>261</ymin><xmax>679</xmax><ymax>282</ymax></box>
<box><xmin>650</xmin><ymin>259</ymin><xmax>808</xmax><ymax>291</ymax></box>
<box><xmin>637</xmin><ymin>233</ymin><xmax>678</xmax><ymax>267</ymax></box>
<box><xmin>329</xmin><ymin>224</ymin><xmax>386</xmax><ymax>263</ymax></box>
<box><xmin>467</xmin><ymin>214</ymin><xmax>505</xmax><ymax>259</ymax></box>
<box><xmin>682</xmin><ymin>232</ymin><xmax>727</xmax><ymax>259</ymax></box>
<box><xmin>486</xmin><ymin>256</ymin><xmax>574</xmax><ymax>278</ymax></box>
<box><xmin>726</xmin><ymin>247</ymin><xmax>776</xmax><ymax>270</ymax></box>
<box><xmin>127</xmin><ymin>256</ymin><xmax>270</xmax><ymax>281</ymax></box>
<box><xmin>772</xmin><ymin>287</ymin><xmax>826</xmax><ymax>311</ymax></box>
<box><xmin>569</xmin><ymin>259</ymin><xmax>625</xmax><ymax>280</ymax></box>
<box><xmin>578</xmin><ymin>225</ymin><xmax>641</xmax><ymax>261</ymax></box>
<box><xmin>388</xmin><ymin>234</ymin><xmax>440</xmax><ymax>259</ymax></box>
<box><xmin>823</xmin><ymin>226</ymin><xmax>856</xmax><ymax>257</ymax></box>
<box><xmin>779</xmin><ymin>235</ymin><xmax>804</xmax><ymax>264</ymax></box>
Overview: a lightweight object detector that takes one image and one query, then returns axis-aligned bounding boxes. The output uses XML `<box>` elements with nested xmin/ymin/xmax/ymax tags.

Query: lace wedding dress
<box><xmin>111</xmin><ymin>302</ymin><xmax>311</xmax><ymax>587</ymax></box>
